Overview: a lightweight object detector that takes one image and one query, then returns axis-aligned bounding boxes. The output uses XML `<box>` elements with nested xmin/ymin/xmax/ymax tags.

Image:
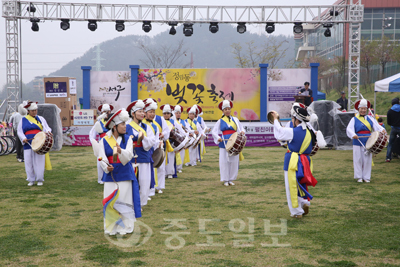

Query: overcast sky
<box><xmin>0</xmin><ymin>0</ymin><xmax>335</xmax><ymax>85</ymax></box>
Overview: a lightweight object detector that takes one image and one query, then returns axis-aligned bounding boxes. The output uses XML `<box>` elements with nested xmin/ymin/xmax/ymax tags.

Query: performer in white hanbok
<box><xmin>17</xmin><ymin>101</ymin><xmax>52</xmax><ymax>186</ymax></box>
<box><xmin>346</xmin><ymin>99</ymin><xmax>386</xmax><ymax>183</ymax></box>
<box><xmin>161</xmin><ymin>104</ymin><xmax>187</xmax><ymax>179</ymax></box>
<box><xmin>89</xmin><ymin>104</ymin><xmax>114</xmax><ymax>184</ymax></box>
<box><xmin>126</xmin><ymin>100</ymin><xmax>155</xmax><ymax>208</ymax></box>
<box><xmin>272</xmin><ymin>106</ymin><xmax>318</xmax><ymax>218</ymax></box>
<box><xmin>143</xmin><ymin>98</ymin><xmax>170</xmax><ymax>193</ymax></box>
<box><xmin>174</xmin><ymin>105</ymin><xmax>190</xmax><ymax>173</ymax></box>
<box><xmin>185</xmin><ymin>107</ymin><xmax>203</xmax><ymax>166</ymax></box>
<box><xmin>212</xmin><ymin>100</ymin><xmax>245</xmax><ymax>186</ymax></box>
<box><xmin>142</xmin><ymin>101</ymin><xmax>164</xmax><ymax>194</ymax></box>
<box><xmin>193</xmin><ymin>105</ymin><xmax>210</xmax><ymax>162</ymax></box>
<box><xmin>98</xmin><ymin>108</ymin><xmax>141</xmax><ymax>235</ymax></box>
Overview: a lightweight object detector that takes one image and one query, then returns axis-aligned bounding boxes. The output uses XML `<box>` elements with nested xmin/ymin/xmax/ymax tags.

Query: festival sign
<box><xmin>267</xmin><ymin>69</ymin><xmax>311</xmax><ymax>119</ymax></box>
<box><xmin>90</xmin><ymin>71</ymin><xmax>131</xmax><ymax>111</ymax></box>
<box><xmin>45</xmin><ymin>81</ymin><xmax>67</xmax><ymax>97</ymax></box>
<box><xmin>137</xmin><ymin>68</ymin><xmax>260</xmax><ymax>121</ymax></box>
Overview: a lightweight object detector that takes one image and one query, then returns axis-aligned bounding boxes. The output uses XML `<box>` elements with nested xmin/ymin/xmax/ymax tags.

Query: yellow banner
<box><xmin>138</xmin><ymin>68</ymin><xmax>260</xmax><ymax>121</ymax></box>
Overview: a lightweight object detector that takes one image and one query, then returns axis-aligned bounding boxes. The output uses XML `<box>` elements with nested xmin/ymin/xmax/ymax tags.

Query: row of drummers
<box><xmin>89</xmin><ymin>98</ymin><xmax>210</xmax><ymax>211</ymax></box>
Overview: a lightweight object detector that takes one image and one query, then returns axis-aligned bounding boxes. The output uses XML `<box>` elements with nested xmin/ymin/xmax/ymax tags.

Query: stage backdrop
<box><xmin>137</xmin><ymin>68</ymin><xmax>260</xmax><ymax>120</ymax></box>
<box><xmin>267</xmin><ymin>69</ymin><xmax>311</xmax><ymax>119</ymax></box>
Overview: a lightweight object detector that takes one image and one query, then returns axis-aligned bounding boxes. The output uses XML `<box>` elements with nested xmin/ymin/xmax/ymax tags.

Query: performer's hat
<box><xmin>144</xmin><ymin>101</ymin><xmax>158</xmax><ymax>112</ymax></box>
<box><xmin>187</xmin><ymin>107</ymin><xmax>197</xmax><ymax>114</ymax></box>
<box><xmin>24</xmin><ymin>101</ymin><xmax>38</xmax><ymax>110</ymax></box>
<box><xmin>290</xmin><ymin>102</ymin><xmax>306</xmax><ymax>117</ymax></box>
<box><xmin>18</xmin><ymin>102</ymin><xmax>27</xmax><ymax>116</ymax></box>
<box><xmin>354</xmin><ymin>99</ymin><xmax>370</xmax><ymax>110</ymax></box>
<box><xmin>292</xmin><ymin>106</ymin><xmax>310</xmax><ymax>122</ymax></box>
<box><xmin>160</xmin><ymin>104</ymin><xmax>174</xmax><ymax>114</ymax></box>
<box><xmin>218</xmin><ymin>100</ymin><xmax>233</xmax><ymax>111</ymax></box>
<box><xmin>193</xmin><ymin>104</ymin><xmax>203</xmax><ymax>115</ymax></box>
<box><xmin>98</xmin><ymin>104</ymin><xmax>114</xmax><ymax>113</ymax></box>
<box><xmin>104</xmin><ymin>108</ymin><xmax>129</xmax><ymax>129</ymax></box>
<box><xmin>174</xmin><ymin>105</ymin><xmax>183</xmax><ymax>113</ymax></box>
<box><xmin>127</xmin><ymin>100</ymin><xmax>145</xmax><ymax>115</ymax></box>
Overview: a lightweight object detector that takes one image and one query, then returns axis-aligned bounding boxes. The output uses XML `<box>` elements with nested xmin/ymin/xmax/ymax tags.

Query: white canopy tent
<box><xmin>374</xmin><ymin>73</ymin><xmax>400</xmax><ymax>111</ymax></box>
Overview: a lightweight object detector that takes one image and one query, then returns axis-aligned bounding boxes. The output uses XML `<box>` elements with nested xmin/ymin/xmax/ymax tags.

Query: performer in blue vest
<box><xmin>346</xmin><ymin>99</ymin><xmax>386</xmax><ymax>183</ymax></box>
<box><xmin>185</xmin><ymin>107</ymin><xmax>203</xmax><ymax>166</ymax></box>
<box><xmin>89</xmin><ymin>103</ymin><xmax>114</xmax><ymax>184</ymax></box>
<box><xmin>17</xmin><ymin>101</ymin><xmax>52</xmax><ymax>186</ymax></box>
<box><xmin>272</xmin><ymin>106</ymin><xmax>318</xmax><ymax>219</ymax></box>
<box><xmin>211</xmin><ymin>100</ymin><xmax>245</xmax><ymax>186</ymax></box>
<box><xmin>98</xmin><ymin>108</ymin><xmax>140</xmax><ymax>235</ymax></box>
<box><xmin>174</xmin><ymin>105</ymin><xmax>190</xmax><ymax>173</ymax></box>
<box><xmin>126</xmin><ymin>100</ymin><xmax>155</xmax><ymax>209</ymax></box>
<box><xmin>193</xmin><ymin>104</ymin><xmax>210</xmax><ymax>162</ymax></box>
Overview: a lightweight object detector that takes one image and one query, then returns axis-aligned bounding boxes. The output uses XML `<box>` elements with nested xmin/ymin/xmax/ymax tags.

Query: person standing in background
<box><xmin>298</xmin><ymin>82</ymin><xmax>313</xmax><ymax>106</ymax></box>
<box><xmin>10</xmin><ymin>102</ymin><xmax>27</xmax><ymax>162</ymax></box>
<box><xmin>336</xmin><ymin>91</ymin><xmax>348</xmax><ymax>111</ymax></box>
<box><xmin>386</xmin><ymin>98</ymin><xmax>400</xmax><ymax>162</ymax></box>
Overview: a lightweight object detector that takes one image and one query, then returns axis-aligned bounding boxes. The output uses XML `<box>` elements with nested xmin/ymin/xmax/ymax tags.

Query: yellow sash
<box><xmin>356</xmin><ymin>114</ymin><xmax>372</xmax><ymax>132</ymax></box>
<box><xmin>221</xmin><ymin>116</ymin><xmax>244</xmax><ymax>161</ymax></box>
<box><xmin>129</xmin><ymin>121</ymin><xmax>147</xmax><ymax>137</ymax></box>
<box><xmin>287</xmin><ymin>130</ymin><xmax>312</xmax><ymax>208</ymax></box>
<box><xmin>187</xmin><ymin>119</ymin><xmax>197</xmax><ymax>131</ymax></box>
<box><xmin>184</xmin><ymin>149</ymin><xmax>190</xmax><ymax>164</ymax></box>
<box><xmin>25</xmin><ymin>115</ymin><xmax>52</xmax><ymax>170</ymax></box>
<box><xmin>104</xmin><ymin>135</ymin><xmax>117</xmax><ymax>152</ymax></box>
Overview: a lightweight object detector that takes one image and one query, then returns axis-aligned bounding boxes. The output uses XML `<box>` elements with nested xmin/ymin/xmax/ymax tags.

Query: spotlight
<box><xmin>323</xmin><ymin>23</ymin><xmax>333</xmax><ymax>37</ymax></box>
<box><xmin>88</xmin><ymin>20</ymin><xmax>97</xmax><ymax>31</ymax></box>
<box><xmin>60</xmin><ymin>19</ymin><xmax>70</xmax><ymax>31</ymax></box>
<box><xmin>209</xmin><ymin>22</ymin><xmax>219</xmax><ymax>34</ymax></box>
<box><xmin>142</xmin><ymin>21</ymin><xmax>152</xmax><ymax>33</ymax></box>
<box><xmin>27</xmin><ymin>3</ymin><xmax>36</xmax><ymax>13</ymax></box>
<box><xmin>168</xmin><ymin>22</ymin><xmax>178</xmax><ymax>35</ymax></box>
<box><xmin>237</xmin><ymin>22</ymin><xmax>246</xmax><ymax>34</ymax></box>
<box><xmin>183</xmin><ymin>23</ymin><xmax>193</xmax><ymax>37</ymax></box>
<box><xmin>265</xmin><ymin>22</ymin><xmax>275</xmax><ymax>34</ymax></box>
<box><xmin>293</xmin><ymin>22</ymin><xmax>303</xmax><ymax>34</ymax></box>
<box><xmin>30</xmin><ymin>18</ymin><xmax>40</xmax><ymax>32</ymax></box>
<box><xmin>330</xmin><ymin>10</ymin><xmax>339</xmax><ymax>16</ymax></box>
<box><xmin>115</xmin><ymin>20</ymin><xmax>125</xmax><ymax>32</ymax></box>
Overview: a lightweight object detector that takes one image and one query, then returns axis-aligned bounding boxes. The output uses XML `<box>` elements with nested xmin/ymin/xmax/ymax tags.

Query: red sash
<box><xmin>357</xmin><ymin>130</ymin><xmax>370</xmax><ymax>134</ymax></box>
<box><xmin>25</xmin><ymin>129</ymin><xmax>40</xmax><ymax>135</ymax></box>
<box><xmin>133</xmin><ymin>141</ymin><xmax>143</xmax><ymax>147</ymax></box>
<box><xmin>107</xmin><ymin>155</ymin><xmax>121</xmax><ymax>164</ymax></box>
<box><xmin>222</xmin><ymin>130</ymin><xmax>236</xmax><ymax>135</ymax></box>
<box><xmin>100</xmin><ymin>132</ymin><xmax>106</xmax><ymax>138</ymax></box>
<box><xmin>299</xmin><ymin>155</ymin><xmax>318</xmax><ymax>187</ymax></box>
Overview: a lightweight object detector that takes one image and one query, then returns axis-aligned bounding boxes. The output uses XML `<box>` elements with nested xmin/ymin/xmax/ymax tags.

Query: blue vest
<box><xmin>155</xmin><ymin>115</ymin><xmax>163</xmax><ymax>131</ymax></box>
<box><xmin>169</xmin><ymin>118</ymin><xmax>175</xmax><ymax>125</ymax></box>
<box><xmin>218</xmin><ymin>116</ymin><xmax>238</xmax><ymax>149</ymax></box>
<box><xmin>178</xmin><ymin>119</ymin><xmax>187</xmax><ymax>127</ymax></box>
<box><xmin>101</xmin><ymin>135</ymin><xmax>137</xmax><ymax>183</ymax></box>
<box><xmin>21</xmin><ymin>116</ymin><xmax>43</xmax><ymax>150</ymax></box>
<box><xmin>283</xmin><ymin>127</ymin><xmax>313</xmax><ymax>171</ymax></box>
<box><xmin>126</xmin><ymin>122</ymin><xmax>151</xmax><ymax>163</ymax></box>
<box><xmin>353</xmin><ymin>116</ymin><xmax>373</xmax><ymax>146</ymax></box>
<box><xmin>100</xmin><ymin>120</ymin><xmax>108</xmax><ymax>134</ymax></box>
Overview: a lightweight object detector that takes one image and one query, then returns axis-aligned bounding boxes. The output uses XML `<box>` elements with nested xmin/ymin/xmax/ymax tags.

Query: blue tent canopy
<box><xmin>374</xmin><ymin>73</ymin><xmax>400</xmax><ymax>92</ymax></box>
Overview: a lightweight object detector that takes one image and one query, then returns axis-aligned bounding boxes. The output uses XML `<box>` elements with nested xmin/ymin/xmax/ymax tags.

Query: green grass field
<box><xmin>1</xmin><ymin>146</ymin><xmax>400</xmax><ymax>266</ymax></box>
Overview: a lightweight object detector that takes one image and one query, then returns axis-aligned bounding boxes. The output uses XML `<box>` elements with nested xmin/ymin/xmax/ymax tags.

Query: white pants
<box><xmin>284</xmin><ymin>171</ymin><xmax>310</xmax><ymax>216</ymax></box>
<box><xmin>156</xmin><ymin>159</ymin><xmax>166</xmax><ymax>190</ymax></box>
<box><xmin>188</xmin><ymin>146</ymin><xmax>197</xmax><ymax>166</ymax></box>
<box><xmin>166</xmin><ymin>152</ymin><xmax>175</xmax><ymax>176</ymax></box>
<box><xmin>149</xmin><ymin>188</ymin><xmax>155</xmax><ymax>197</ymax></box>
<box><xmin>97</xmin><ymin>161</ymin><xmax>103</xmax><ymax>183</ymax></box>
<box><xmin>219</xmin><ymin>148</ymin><xmax>239</xmax><ymax>182</ymax></box>
<box><xmin>136</xmin><ymin>163</ymin><xmax>151</xmax><ymax>207</ymax></box>
<box><xmin>24</xmin><ymin>149</ymin><xmax>45</xmax><ymax>182</ymax></box>
<box><xmin>177</xmin><ymin>150</ymin><xmax>185</xmax><ymax>171</ymax></box>
<box><xmin>104</xmin><ymin>181</ymin><xmax>135</xmax><ymax>235</ymax></box>
<box><xmin>353</xmin><ymin>146</ymin><xmax>372</xmax><ymax>181</ymax></box>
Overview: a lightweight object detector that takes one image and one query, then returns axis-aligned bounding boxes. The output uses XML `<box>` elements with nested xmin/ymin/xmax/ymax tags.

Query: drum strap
<box><xmin>187</xmin><ymin>119</ymin><xmax>197</xmax><ymax>131</ymax></box>
<box><xmin>25</xmin><ymin>115</ymin><xmax>43</xmax><ymax>130</ymax></box>
<box><xmin>129</xmin><ymin>121</ymin><xmax>148</xmax><ymax>137</ymax></box>
<box><xmin>287</xmin><ymin>130</ymin><xmax>317</xmax><ymax>208</ymax></box>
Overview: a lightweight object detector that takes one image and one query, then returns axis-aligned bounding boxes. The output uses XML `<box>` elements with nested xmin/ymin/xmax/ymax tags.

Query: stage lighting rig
<box><xmin>293</xmin><ymin>22</ymin><xmax>303</xmax><ymax>34</ymax></box>
<box><xmin>265</xmin><ymin>22</ymin><xmax>275</xmax><ymax>34</ymax></box>
<box><xmin>183</xmin><ymin>23</ymin><xmax>193</xmax><ymax>37</ymax></box>
<box><xmin>60</xmin><ymin>19</ymin><xmax>70</xmax><ymax>31</ymax></box>
<box><xmin>88</xmin><ymin>20</ymin><xmax>97</xmax><ymax>31</ymax></box>
<box><xmin>237</xmin><ymin>22</ymin><xmax>246</xmax><ymax>34</ymax></box>
<box><xmin>115</xmin><ymin>20</ymin><xmax>125</xmax><ymax>32</ymax></box>
<box><xmin>323</xmin><ymin>23</ymin><xmax>333</xmax><ymax>37</ymax></box>
<box><xmin>209</xmin><ymin>22</ymin><xmax>219</xmax><ymax>33</ymax></box>
<box><xmin>142</xmin><ymin>21</ymin><xmax>152</xmax><ymax>33</ymax></box>
<box><xmin>168</xmin><ymin>22</ymin><xmax>178</xmax><ymax>35</ymax></box>
<box><xmin>27</xmin><ymin>3</ymin><xmax>36</xmax><ymax>13</ymax></box>
<box><xmin>30</xmin><ymin>18</ymin><xmax>40</xmax><ymax>32</ymax></box>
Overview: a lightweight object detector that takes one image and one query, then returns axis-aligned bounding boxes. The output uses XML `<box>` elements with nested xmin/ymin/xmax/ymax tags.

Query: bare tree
<box><xmin>376</xmin><ymin>36</ymin><xmax>398</xmax><ymax>80</ymax></box>
<box><xmin>331</xmin><ymin>56</ymin><xmax>348</xmax><ymax>94</ymax></box>
<box><xmin>231</xmin><ymin>37</ymin><xmax>290</xmax><ymax>69</ymax></box>
<box><xmin>136</xmin><ymin>39</ymin><xmax>190</xmax><ymax>68</ymax></box>
<box><xmin>360</xmin><ymin>39</ymin><xmax>379</xmax><ymax>91</ymax></box>
<box><xmin>300</xmin><ymin>56</ymin><xmax>333</xmax><ymax>94</ymax></box>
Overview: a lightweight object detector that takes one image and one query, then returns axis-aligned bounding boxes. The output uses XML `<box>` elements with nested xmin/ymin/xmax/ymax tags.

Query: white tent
<box><xmin>373</xmin><ymin>73</ymin><xmax>400</xmax><ymax>110</ymax></box>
